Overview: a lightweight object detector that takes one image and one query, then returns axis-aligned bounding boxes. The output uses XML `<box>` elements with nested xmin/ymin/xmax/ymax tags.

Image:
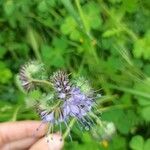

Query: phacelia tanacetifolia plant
<box><xmin>19</xmin><ymin>61</ymin><xmax>113</xmax><ymax>141</ymax></box>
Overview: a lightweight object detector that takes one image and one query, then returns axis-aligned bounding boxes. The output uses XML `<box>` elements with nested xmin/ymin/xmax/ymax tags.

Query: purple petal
<box><xmin>70</xmin><ymin>105</ymin><xmax>80</xmax><ymax>117</ymax></box>
<box><xmin>44</xmin><ymin>112</ymin><xmax>54</xmax><ymax>122</ymax></box>
<box><xmin>59</xmin><ymin>93</ymin><xmax>66</xmax><ymax>99</ymax></box>
<box><xmin>63</xmin><ymin>105</ymin><xmax>70</xmax><ymax>116</ymax></box>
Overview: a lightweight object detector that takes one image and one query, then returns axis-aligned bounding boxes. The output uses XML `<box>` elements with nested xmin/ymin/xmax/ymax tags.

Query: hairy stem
<box><xmin>75</xmin><ymin>0</ymin><xmax>89</xmax><ymax>34</ymax></box>
<box><xmin>63</xmin><ymin>118</ymin><xmax>76</xmax><ymax>140</ymax></box>
<box><xmin>31</xmin><ymin>79</ymin><xmax>52</xmax><ymax>87</ymax></box>
<box><xmin>90</xmin><ymin>112</ymin><xmax>103</xmax><ymax>128</ymax></box>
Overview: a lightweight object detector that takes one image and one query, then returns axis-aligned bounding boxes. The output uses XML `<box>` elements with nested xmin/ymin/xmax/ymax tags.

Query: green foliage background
<box><xmin>0</xmin><ymin>0</ymin><xmax>150</xmax><ymax>149</ymax></box>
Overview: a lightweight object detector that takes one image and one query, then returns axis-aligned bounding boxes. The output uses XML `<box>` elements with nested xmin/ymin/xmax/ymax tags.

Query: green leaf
<box><xmin>61</xmin><ymin>0</ymin><xmax>79</xmax><ymax>23</ymax></box>
<box><xmin>83</xmin><ymin>1</ymin><xmax>102</xmax><ymax>30</ymax></box>
<box><xmin>110</xmin><ymin>135</ymin><xmax>127</xmax><ymax>150</ymax></box>
<box><xmin>144</xmin><ymin>64</ymin><xmax>150</xmax><ymax>76</ymax></box>
<box><xmin>134</xmin><ymin>78</ymin><xmax>150</xmax><ymax>121</ymax></box>
<box><xmin>89</xmin><ymin>15</ymin><xmax>102</xmax><ymax>29</ymax></box>
<box><xmin>133</xmin><ymin>30</ymin><xmax>150</xmax><ymax>60</ymax></box>
<box><xmin>3</xmin><ymin>0</ymin><xmax>15</xmax><ymax>16</ymax></box>
<box><xmin>122</xmin><ymin>0</ymin><xmax>139</xmax><ymax>13</ymax></box>
<box><xmin>108</xmin><ymin>0</ymin><xmax>122</xmax><ymax>4</ymax></box>
<box><xmin>129</xmin><ymin>135</ymin><xmax>144</xmax><ymax>150</ymax></box>
<box><xmin>0</xmin><ymin>46</ymin><xmax>6</xmax><ymax>58</ymax></box>
<box><xmin>102</xmin><ymin>28</ymin><xmax>123</xmax><ymax>38</ymax></box>
<box><xmin>60</xmin><ymin>16</ymin><xmax>77</xmax><ymax>35</ymax></box>
<box><xmin>26</xmin><ymin>27</ymin><xmax>42</xmax><ymax>60</ymax></box>
<box><xmin>37</xmin><ymin>0</ymin><xmax>48</xmax><ymax>12</ymax></box>
<box><xmin>137</xmin><ymin>98</ymin><xmax>150</xmax><ymax>106</ymax></box>
<box><xmin>144</xmin><ymin>139</ymin><xmax>150</xmax><ymax>150</ymax></box>
<box><xmin>70</xmin><ymin>30</ymin><xmax>81</xmax><ymax>41</ymax></box>
<box><xmin>102</xmin><ymin>109</ymin><xmax>139</xmax><ymax>135</ymax></box>
<box><xmin>52</xmin><ymin>37</ymin><xmax>68</xmax><ymax>50</ymax></box>
<box><xmin>0</xmin><ymin>61</ymin><xmax>12</xmax><ymax>84</ymax></box>
<box><xmin>46</xmin><ymin>0</ymin><xmax>57</xmax><ymax>7</ymax></box>
<box><xmin>41</xmin><ymin>38</ymin><xmax>66</xmax><ymax>68</ymax></box>
<box><xmin>141</xmin><ymin>106</ymin><xmax>150</xmax><ymax>122</ymax></box>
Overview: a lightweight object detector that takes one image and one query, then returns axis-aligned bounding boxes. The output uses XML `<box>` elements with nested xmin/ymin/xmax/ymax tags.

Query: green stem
<box><xmin>61</xmin><ymin>0</ymin><xmax>79</xmax><ymax>23</ymax></box>
<box><xmin>75</xmin><ymin>0</ymin><xmax>89</xmax><ymax>34</ymax></box>
<box><xmin>107</xmin><ymin>84</ymin><xmax>150</xmax><ymax>99</ymax></box>
<box><xmin>75</xmin><ymin>0</ymin><xmax>99</xmax><ymax>63</ymax></box>
<box><xmin>11</xmin><ymin>105</ymin><xmax>21</xmax><ymax>121</ymax></box>
<box><xmin>49</xmin><ymin>101</ymin><xmax>62</xmax><ymax>111</ymax></box>
<box><xmin>90</xmin><ymin>112</ymin><xmax>103</xmax><ymax>127</ymax></box>
<box><xmin>96</xmin><ymin>104</ymin><xmax>133</xmax><ymax>113</ymax></box>
<box><xmin>32</xmin><ymin>79</ymin><xmax>52</xmax><ymax>87</ymax></box>
<box><xmin>33</xmin><ymin>48</ymin><xmax>42</xmax><ymax>62</ymax></box>
<box><xmin>63</xmin><ymin>118</ymin><xmax>76</xmax><ymax>140</ymax></box>
<box><xmin>98</xmin><ymin>95</ymin><xmax>118</xmax><ymax>104</ymax></box>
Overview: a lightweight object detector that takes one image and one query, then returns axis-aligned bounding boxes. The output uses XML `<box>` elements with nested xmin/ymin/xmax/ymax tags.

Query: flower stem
<box><xmin>90</xmin><ymin>112</ymin><xmax>103</xmax><ymax>128</ymax></box>
<box><xmin>11</xmin><ymin>105</ymin><xmax>21</xmax><ymax>121</ymax></box>
<box><xmin>75</xmin><ymin>0</ymin><xmax>89</xmax><ymax>34</ymax></box>
<box><xmin>63</xmin><ymin>118</ymin><xmax>76</xmax><ymax>140</ymax></box>
<box><xmin>31</xmin><ymin>79</ymin><xmax>52</xmax><ymax>87</ymax></box>
<box><xmin>96</xmin><ymin>104</ymin><xmax>133</xmax><ymax>113</ymax></box>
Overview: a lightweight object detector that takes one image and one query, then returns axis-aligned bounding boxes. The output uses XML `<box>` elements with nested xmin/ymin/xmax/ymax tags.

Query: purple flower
<box><xmin>38</xmin><ymin>86</ymin><xmax>94</xmax><ymax>128</ymax></box>
<box><xmin>62</xmin><ymin>87</ymin><xmax>94</xmax><ymax>119</ymax></box>
<box><xmin>33</xmin><ymin>70</ymin><xmax>99</xmax><ymax>136</ymax></box>
<box><xmin>18</xmin><ymin>60</ymin><xmax>103</xmax><ymax>140</ymax></box>
<box><xmin>38</xmin><ymin>107</ymin><xmax>69</xmax><ymax>124</ymax></box>
<box><xmin>51</xmin><ymin>70</ymin><xmax>72</xmax><ymax>100</ymax></box>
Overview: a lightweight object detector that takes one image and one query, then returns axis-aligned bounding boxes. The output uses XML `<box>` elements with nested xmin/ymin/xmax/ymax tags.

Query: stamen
<box><xmin>64</xmin><ymin>121</ymin><xmax>72</xmax><ymax>141</ymax></box>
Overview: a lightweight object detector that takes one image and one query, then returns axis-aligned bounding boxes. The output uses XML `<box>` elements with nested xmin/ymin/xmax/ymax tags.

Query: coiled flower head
<box><xmin>74</xmin><ymin>77</ymin><xmax>94</xmax><ymax>97</ymax></box>
<box><xmin>50</xmin><ymin>70</ymin><xmax>72</xmax><ymax>99</ymax></box>
<box><xmin>19</xmin><ymin>61</ymin><xmax>45</xmax><ymax>91</ymax></box>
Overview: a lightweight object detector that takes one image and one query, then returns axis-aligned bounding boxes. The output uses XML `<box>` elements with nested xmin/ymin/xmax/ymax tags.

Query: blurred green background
<box><xmin>0</xmin><ymin>0</ymin><xmax>150</xmax><ymax>149</ymax></box>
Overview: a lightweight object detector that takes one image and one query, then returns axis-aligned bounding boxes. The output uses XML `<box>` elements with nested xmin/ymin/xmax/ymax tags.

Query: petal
<box><xmin>80</xmin><ymin>109</ymin><xmax>87</xmax><ymax>116</ymax></box>
<box><xmin>59</xmin><ymin>93</ymin><xmax>66</xmax><ymax>99</ymax></box>
<box><xmin>70</xmin><ymin>105</ymin><xmax>80</xmax><ymax>117</ymax></box>
<box><xmin>44</xmin><ymin>112</ymin><xmax>54</xmax><ymax>122</ymax></box>
<box><xmin>63</xmin><ymin>105</ymin><xmax>70</xmax><ymax>116</ymax></box>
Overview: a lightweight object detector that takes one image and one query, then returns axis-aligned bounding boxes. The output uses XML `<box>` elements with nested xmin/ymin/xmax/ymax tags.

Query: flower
<box><xmin>50</xmin><ymin>70</ymin><xmax>72</xmax><ymax>99</ymax></box>
<box><xmin>19</xmin><ymin>61</ymin><xmax>45</xmax><ymax>91</ymax></box>
<box><xmin>19</xmin><ymin>65</ymin><xmax>102</xmax><ymax>139</ymax></box>
<box><xmin>37</xmin><ymin>71</ymin><xmax>97</xmax><ymax>131</ymax></box>
<box><xmin>74</xmin><ymin>77</ymin><xmax>94</xmax><ymax>97</ymax></box>
<box><xmin>63</xmin><ymin>87</ymin><xmax>93</xmax><ymax>118</ymax></box>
